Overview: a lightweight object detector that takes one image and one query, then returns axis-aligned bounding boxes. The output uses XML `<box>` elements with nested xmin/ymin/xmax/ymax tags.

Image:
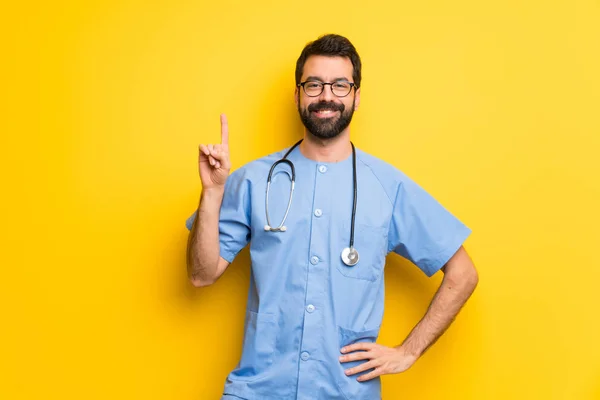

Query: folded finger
<box><xmin>199</xmin><ymin>144</ymin><xmax>210</xmax><ymax>156</ymax></box>
<box><xmin>211</xmin><ymin>144</ymin><xmax>224</xmax><ymax>159</ymax></box>
<box><xmin>209</xmin><ymin>147</ymin><xmax>229</xmax><ymax>162</ymax></box>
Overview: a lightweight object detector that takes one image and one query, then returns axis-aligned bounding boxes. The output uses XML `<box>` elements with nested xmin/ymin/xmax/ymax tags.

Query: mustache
<box><xmin>307</xmin><ymin>102</ymin><xmax>345</xmax><ymax>113</ymax></box>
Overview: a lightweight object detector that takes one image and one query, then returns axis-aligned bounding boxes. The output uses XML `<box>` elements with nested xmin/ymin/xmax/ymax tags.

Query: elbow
<box><xmin>462</xmin><ymin>265</ymin><xmax>479</xmax><ymax>293</ymax></box>
<box><xmin>443</xmin><ymin>247</ymin><xmax>479</xmax><ymax>291</ymax></box>
<box><xmin>466</xmin><ymin>268</ymin><xmax>479</xmax><ymax>292</ymax></box>
<box><xmin>187</xmin><ymin>263</ymin><xmax>217</xmax><ymax>288</ymax></box>
<box><xmin>186</xmin><ymin>255</ymin><xmax>217</xmax><ymax>288</ymax></box>
<box><xmin>445</xmin><ymin>263</ymin><xmax>479</xmax><ymax>293</ymax></box>
<box><xmin>189</xmin><ymin>276</ymin><xmax>215</xmax><ymax>288</ymax></box>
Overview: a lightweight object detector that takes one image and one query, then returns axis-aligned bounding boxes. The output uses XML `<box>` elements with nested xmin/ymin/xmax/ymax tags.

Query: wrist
<box><xmin>202</xmin><ymin>186</ymin><xmax>225</xmax><ymax>196</ymax></box>
<box><xmin>200</xmin><ymin>186</ymin><xmax>225</xmax><ymax>205</ymax></box>
<box><xmin>395</xmin><ymin>343</ymin><xmax>422</xmax><ymax>360</ymax></box>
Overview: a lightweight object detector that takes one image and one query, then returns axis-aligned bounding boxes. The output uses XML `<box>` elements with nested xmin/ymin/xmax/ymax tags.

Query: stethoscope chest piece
<box><xmin>341</xmin><ymin>247</ymin><xmax>360</xmax><ymax>266</ymax></box>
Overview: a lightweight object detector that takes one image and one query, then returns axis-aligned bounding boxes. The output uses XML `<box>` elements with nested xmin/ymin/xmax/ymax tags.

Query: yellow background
<box><xmin>2</xmin><ymin>0</ymin><xmax>599</xmax><ymax>398</ymax></box>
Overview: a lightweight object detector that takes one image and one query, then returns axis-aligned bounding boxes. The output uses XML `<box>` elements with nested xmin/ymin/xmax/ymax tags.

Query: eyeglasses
<box><xmin>297</xmin><ymin>80</ymin><xmax>356</xmax><ymax>97</ymax></box>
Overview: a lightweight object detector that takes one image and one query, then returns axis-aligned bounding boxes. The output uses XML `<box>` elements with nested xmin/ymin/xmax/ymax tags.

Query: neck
<box><xmin>299</xmin><ymin>130</ymin><xmax>352</xmax><ymax>163</ymax></box>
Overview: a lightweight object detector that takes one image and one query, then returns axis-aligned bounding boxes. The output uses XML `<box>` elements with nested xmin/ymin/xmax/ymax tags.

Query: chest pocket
<box><xmin>336</xmin><ymin>222</ymin><xmax>388</xmax><ymax>281</ymax></box>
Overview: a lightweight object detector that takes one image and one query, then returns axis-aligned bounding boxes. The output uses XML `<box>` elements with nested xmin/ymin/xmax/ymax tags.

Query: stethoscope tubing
<box><xmin>264</xmin><ymin>139</ymin><xmax>359</xmax><ymax>266</ymax></box>
<box><xmin>265</xmin><ymin>158</ymin><xmax>295</xmax><ymax>232</ymax></box>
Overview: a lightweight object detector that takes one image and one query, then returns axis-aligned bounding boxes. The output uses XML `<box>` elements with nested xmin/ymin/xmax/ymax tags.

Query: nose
<box><xmin>318</xmin><ymin>83</ymin><xmax>336</xmax><ymax>102</ymax></box>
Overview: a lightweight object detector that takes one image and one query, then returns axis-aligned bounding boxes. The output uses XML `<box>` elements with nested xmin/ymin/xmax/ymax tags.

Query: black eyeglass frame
<box><xmin>297</xmin><ymin>80</ymin><xmax>357</xmax><ymax>97</ymax></box>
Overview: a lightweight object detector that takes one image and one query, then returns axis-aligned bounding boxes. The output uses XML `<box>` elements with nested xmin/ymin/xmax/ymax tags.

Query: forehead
<box><xmin>301</xmin><ymin>55</ymin><xmax>354</xmax><ymax>81</ymax></box>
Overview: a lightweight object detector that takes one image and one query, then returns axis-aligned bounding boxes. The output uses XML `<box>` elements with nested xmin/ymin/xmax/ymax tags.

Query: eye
<box><xmin>305</xmin><ymin>82</ymin><xmax>322</xmax><ymax>89</ymax></box>
<box><xmin>333</xmin><ymin>82</ymin><xmax>350</xmax><ymax>90</ymax></box>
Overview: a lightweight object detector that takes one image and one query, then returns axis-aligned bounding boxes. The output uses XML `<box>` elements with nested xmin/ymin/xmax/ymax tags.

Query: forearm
<box><xmin>397</xmin><ymin>268</ymin><xmax>478</xmax><ymax>358</ymax></box>
<box><xmin>186</xmin><ymin>187</ymin><xmax>224</xmax><ymax>285</ymax></box>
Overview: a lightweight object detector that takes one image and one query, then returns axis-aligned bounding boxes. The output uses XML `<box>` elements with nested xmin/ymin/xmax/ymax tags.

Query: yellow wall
<box><xmin>2</xmin><ymin>0</ymin><xmax>599</xmax><ymax>398</ymax></box>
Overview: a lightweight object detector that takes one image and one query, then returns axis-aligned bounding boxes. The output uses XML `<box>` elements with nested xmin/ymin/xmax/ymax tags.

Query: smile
<box><xmin>312</xmin><ymin>110</ymin><xmax>339</xmax><ymax>118</ymax></box>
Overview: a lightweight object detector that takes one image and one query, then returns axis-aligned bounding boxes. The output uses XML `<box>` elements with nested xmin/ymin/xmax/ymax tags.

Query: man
<box><xmin>186</xmin><ymin>34</ymin><xmax>478</xmax><ymax>400</ymax></box>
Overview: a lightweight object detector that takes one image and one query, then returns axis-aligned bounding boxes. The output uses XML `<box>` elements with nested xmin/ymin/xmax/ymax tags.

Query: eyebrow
<box><xmin>304</xmin><ymin>76</ymin><xmax>351</xmax><ymax>82</ymax></box>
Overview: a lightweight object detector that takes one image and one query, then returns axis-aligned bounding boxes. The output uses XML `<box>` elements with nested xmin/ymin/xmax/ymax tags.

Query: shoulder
<box><xmin>355</xmin><ymin>147</ymin><xmax>414</xmax><ymax>200</ymax></box>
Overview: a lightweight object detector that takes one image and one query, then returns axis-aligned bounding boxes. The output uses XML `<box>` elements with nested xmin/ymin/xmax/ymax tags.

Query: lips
<box><xmin>312</xmin><ymin>109</ymin><xmax>339</xmax><ymax>118</ymax></box>
<box><xmin>307</xmin><ymin>101</ymin><xmax>344</xmax><ymax>119</ymax></box>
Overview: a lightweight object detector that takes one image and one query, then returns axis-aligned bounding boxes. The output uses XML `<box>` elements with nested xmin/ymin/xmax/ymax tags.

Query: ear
<box><xmin>294</xmin><ymin>87</ymin><xmax>299</xmax><ymax>107</ymax></box>
<box><xmin>354</xmin><ymin>87</ymin><xmax>361</xmax><ymax>110</ymax></box>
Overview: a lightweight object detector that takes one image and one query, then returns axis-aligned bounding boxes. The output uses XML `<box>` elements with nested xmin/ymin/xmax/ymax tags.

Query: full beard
<box><xmin>298</xmin><ymin>99</ymin><xmax>355</xmax><ymax>140</ymax></box>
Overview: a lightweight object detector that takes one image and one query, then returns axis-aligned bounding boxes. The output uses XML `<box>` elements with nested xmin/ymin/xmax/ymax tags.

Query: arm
<box><xmin>186</xmin><ymin>188</ymin><xmax>231</xmax><ymax>287</ymax></box>
<box><xmin>397</xmin><ymin>245</ymin><xmax>479</xmax><ymax>357</ymax></box>
<box><xmin>186</xmin><ymin>114</ymin><xmax>232</xmax><ymax>288</ymax></box>
<box><xmin>339</xmin><ymin>175</ymin><xmax>477</xmax><ymax>380</ymax></box>
<box><xmin>339</xmin><ymin>246</ymin><xmax>478</xmax><ymax>381</ymax></box>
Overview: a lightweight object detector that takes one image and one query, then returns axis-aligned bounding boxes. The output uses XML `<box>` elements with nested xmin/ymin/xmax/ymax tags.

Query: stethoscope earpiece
<box><xmin>264</xmin><ymin>225</ymin><xmax>287</xmax><ymax>232</ymax></box>
<box><xmin>265</xmin><ymin>139</ymin><xmax>359</xmax><ymax>267</ymax></box>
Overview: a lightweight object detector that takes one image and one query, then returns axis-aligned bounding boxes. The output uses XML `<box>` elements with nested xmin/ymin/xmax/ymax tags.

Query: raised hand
<box><xmin>198</xmin><ymin>114</ymin><xmax>231</xmax><ymax>189</ymax></box>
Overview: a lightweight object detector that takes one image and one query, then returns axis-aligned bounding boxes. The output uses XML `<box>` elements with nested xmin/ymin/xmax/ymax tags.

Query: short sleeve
<box><xmin>185</xmin><ymin>169</ymin><xmax>252</xmax><ymax>263</ymax></box>
<box><xmin>387</xmin><ymin>175</ymin><xmax>471</xmax><ymax>277</ymax></box>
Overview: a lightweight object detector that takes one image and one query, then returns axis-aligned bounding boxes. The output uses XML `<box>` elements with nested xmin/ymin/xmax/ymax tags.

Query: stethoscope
<box><xmin>264</xmin><ymin>139</ymin><xmax>360</xmax><ymax>267</ymax></box>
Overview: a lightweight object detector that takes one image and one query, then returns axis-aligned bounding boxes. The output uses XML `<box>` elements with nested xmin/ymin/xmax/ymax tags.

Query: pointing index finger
<box><xmin>220</xmin><ymin>113</ymin><xmax>229</xmax><ymax>145</ymax></box>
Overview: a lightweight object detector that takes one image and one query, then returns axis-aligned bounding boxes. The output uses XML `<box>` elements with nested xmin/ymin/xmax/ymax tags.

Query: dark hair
<box><xmin>295</xmin><ymin>34</ymin><xmax>362</xmax><ymax>89</ymax></box>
